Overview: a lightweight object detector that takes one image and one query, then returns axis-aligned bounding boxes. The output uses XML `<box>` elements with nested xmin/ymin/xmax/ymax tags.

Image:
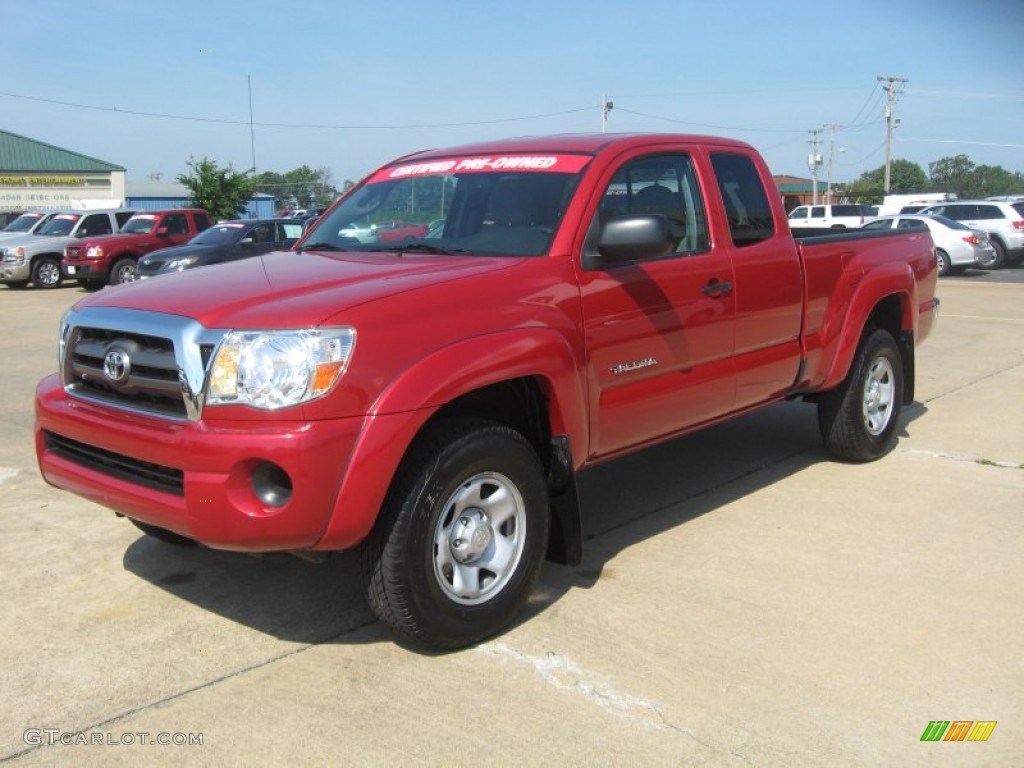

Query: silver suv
<box><xmin>917</xmin><ymin>200</ymin><xmax>1024</xmax><ymax>269</ymax></box>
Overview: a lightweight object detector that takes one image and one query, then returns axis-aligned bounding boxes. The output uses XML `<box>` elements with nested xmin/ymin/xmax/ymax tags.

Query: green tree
<box><xmin>176</xmin><ymin>157</ymin><xmax>256</xmax><ymax>221</ymax></box>
<box><xmin>253</xmin><ymin>165</ymin><xmax>339</xmax><ymax>210</ymax></box>
<box><xmin>855</xmin><ymin>159</ymin><xmax>929</xmax><ymax>198</ymax></box>
<box><xmin>928</xmin><ymin>155</ymin><xmax>976</xmax><ymax>197</ymax></box>
<box><xmin>930</xmin><ymin>155</ymin><xmax>1024</xmax><ymax>198</ymax></box>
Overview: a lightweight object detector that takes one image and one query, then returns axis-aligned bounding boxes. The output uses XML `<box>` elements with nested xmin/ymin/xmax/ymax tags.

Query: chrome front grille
<box><xmin>60</xmin><ymin>307</ymin><xmax>226</xmax><ymax>421</ymax></box>
<box><xmin>66</xmin><ymin>326</ymin><xmax>186</xmax><ymax>418</ymax></box>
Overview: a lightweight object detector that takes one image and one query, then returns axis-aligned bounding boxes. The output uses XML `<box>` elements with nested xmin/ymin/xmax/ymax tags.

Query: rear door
<box><xmin>708</xmin><ymin>151</ymin><xmax>803</xmax><ymax>411</ymax></box>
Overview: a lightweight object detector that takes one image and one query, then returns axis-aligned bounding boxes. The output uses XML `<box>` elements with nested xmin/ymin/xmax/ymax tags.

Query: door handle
<box><xmin>702</xmin><ymin>279</ymin><xmax>733</xmax><ymax>297</ymax></box>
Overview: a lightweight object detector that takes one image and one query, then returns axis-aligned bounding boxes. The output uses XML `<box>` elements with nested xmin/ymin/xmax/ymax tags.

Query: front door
<box><xmin>577</xmin><ymin>150</ymin><xmax>737</xmax><ymax>458</ymax></box>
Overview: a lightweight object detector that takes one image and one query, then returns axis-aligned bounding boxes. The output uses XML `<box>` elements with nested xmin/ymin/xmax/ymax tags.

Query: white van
<box><xmin>787</xmin><ymin>204</ymin><xmax>869</xmax><ymax>229</ymax></box>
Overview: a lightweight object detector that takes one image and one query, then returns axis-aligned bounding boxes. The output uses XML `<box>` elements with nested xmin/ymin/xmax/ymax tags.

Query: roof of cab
<box><xmin>389</xmin><ymin>133</ymin><xmax>756</xmax><ymax>165</ymax></box>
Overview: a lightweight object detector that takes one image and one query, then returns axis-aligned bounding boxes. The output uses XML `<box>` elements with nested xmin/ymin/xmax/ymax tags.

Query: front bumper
<box><xmin>0</xmin><ymin>259</ymin><xmax>31</xmax><ymax>282</ymax></box>
<box><xmin>62</xmin><ymin>260</ymin><xmax>105</xmax><ymax>278</ymax></box>
<box><xmin>35</xmin><ymin>373</ymin><xmax>367</xmax><ymax>551</ymax></box>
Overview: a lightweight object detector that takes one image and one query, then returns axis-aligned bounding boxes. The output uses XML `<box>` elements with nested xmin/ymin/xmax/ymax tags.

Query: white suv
<box><xmin>917</xmin><ymin>200</ymin><xmax>1024</xmax><ymax>269</ymax></box>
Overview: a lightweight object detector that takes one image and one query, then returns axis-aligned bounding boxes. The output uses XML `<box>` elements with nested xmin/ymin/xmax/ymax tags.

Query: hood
<box><xmin>0</xmin><ymin>233</ymin><xmax>74</xmax><ymax>251</ymax></box>
<box><xmin>77</xmin><ymin>232</ymin><xmax>149</xmax><ymax>247</ymax></box>
<box><xmin>140</xmin><ymin>243</ymin><xmax>216</xmax><ymax>266</ymax></box>
<box><xmin>81</xmin><ymin>248</ymin><xmax>521</xmax><ymax>328</ymax></box>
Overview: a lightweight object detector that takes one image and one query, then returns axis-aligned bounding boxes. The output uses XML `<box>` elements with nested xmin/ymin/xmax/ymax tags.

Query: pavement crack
<box><xmin>478</xmin><ymin>642</ymin><xmax>694</xmax><ymax>736</ymax></box>
<box><xmin>898</xmin><ymin>447</ymin><xmax>1022</xmax><ymax>470</ymax></box>
<box><xmin>1</xmin><ymin>619</ymin><xmax>378</xmax><ymax>763</ymax></box>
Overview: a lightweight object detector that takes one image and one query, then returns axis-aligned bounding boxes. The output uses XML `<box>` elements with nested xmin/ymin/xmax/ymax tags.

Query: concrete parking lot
<box><xmin>1</xmin><ymin>277</ymin><xmax>1021</xmax><ymax>766</ymax></box>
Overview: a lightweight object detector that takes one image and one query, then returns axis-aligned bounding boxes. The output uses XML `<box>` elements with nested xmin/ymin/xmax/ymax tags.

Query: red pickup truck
<box><xmin>63</xmin><ymin>208</ymin><xmax>211</xmax><ymax>287</ymax></box>
<box><xmin>36</xmin><ymin>134</ymin><xmax>938</xmax><ymax>648</ymax></box>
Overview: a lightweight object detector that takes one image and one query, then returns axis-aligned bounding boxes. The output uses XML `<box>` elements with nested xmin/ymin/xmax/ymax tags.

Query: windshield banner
<box><xmin>369</xmin><ymin>154</ymin><xmax>592</xmax><ymax>183</ymax></box>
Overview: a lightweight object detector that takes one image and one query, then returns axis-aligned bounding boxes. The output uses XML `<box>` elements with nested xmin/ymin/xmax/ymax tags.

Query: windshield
<box><xmin>3</xmin><ymin>213</ymin><xmax>45</xmax><ymax>233</ymax></box>
<box><xmin>190</xmin><ymin>222</ymin><xmax>248</xmax><ymax>245</ymax></box>
<box><xmin>302</xmin><ymin>153</ymin><xmax>591</xmax><ymax>256</ymax></box>
<box><xmin>120</xmin><ymin>216</ymin><xmax>157</xmax><ymax>234</ymax></box>
<box><xmin>38</xmin><ymin>213</ymin><xmax>80</xmax><ymax>236</ymax></box>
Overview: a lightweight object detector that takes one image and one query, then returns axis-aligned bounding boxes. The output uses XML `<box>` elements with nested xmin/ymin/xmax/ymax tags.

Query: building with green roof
<box><xmin>0</xmin><ymin>129</ymin><xmax>126</xmax><ymax>212</ymax></box>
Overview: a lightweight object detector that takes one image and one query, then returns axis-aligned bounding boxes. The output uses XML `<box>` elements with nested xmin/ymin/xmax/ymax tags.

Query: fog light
<box><xmin>251</xmin><ymin>462</ymin><xmax>293</xmax><ymax>508</ymax></box>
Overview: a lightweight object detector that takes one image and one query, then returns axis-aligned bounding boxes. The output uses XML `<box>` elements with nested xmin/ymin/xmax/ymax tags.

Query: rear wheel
<box><xmin>362</xmin><ymin>418</ymin><xmax>549</xmax><ymax>649</ymax></box>
<box><xmin>978</xmin><ymin>239</ymin><xmax>1005</xmax><ymax>270</ymax></box>
<box><xmin>818</xmin><ymin>328</ymin><xmax>904</xmax><ymax>462</ymax></box>
<box><xmin>31</xmin><ymin>256</ymin><xmax>63</xmax><ymax>289</ymax></box>
<box><xmin>935</xmin><ymin>249</ymin><xmax>950</xmax><ymax>276</ymax></box>
<box><xmin>110</xmin><ymin>258</ymin><xmax>138</xmax><ymax>285</ymax></box>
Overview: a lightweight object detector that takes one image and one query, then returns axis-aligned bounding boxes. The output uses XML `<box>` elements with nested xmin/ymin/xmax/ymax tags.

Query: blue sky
<box><xmin>4</xmin><ymin>0</ymin><xmax>1023</xmax><ymax>188</ymax></box>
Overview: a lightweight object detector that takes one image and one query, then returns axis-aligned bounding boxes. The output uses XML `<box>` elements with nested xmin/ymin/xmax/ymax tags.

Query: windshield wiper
<box><xmin>385</xmin><ymin>243</ymin><xmax>469</xmax><ymax>255</ymax></box>
<box><xmin>296</xmin><ymin>242</ymin><xmax>347</xmax><ymax>252</ymax></box>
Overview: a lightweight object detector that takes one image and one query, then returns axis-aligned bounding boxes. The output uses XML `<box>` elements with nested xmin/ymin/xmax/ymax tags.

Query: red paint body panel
<box><xmin>34</xmin><ymin>133</ymin><xmax>937</xmax><ymax>553</ymax></box>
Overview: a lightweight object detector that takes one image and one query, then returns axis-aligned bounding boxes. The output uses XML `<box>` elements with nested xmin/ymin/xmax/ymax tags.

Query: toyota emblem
<box><xmin>103</xmin><ymin>348</ymin><xmax>132</xmax><ymax>384</ymax></box>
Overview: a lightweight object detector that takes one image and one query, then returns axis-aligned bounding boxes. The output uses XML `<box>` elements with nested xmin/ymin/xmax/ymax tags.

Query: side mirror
<box><xmin>587</xmin><ymin>215</ymin><xmax>672</xmax><ymax>269</ymax></box>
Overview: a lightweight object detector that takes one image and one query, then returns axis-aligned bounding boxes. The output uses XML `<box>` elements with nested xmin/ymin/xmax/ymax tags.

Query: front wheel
<box><xmin>110</xmin><ymin>258</ymin><xmax>138</xmax><ymax>285</ymax></box>
<box><xmin>361</xmin><ymin>418</ymin><xmax>550</xmax><ymax>649</ymax></box>
<box><xmin>31</xmin><ymin>257</ymin><xmax>63</xmax><ymax>289</ymax></box>
<box><xmin>818</xmin><ymin>328</ymin><xmax>904</xmax><ymax>462</ymax></box>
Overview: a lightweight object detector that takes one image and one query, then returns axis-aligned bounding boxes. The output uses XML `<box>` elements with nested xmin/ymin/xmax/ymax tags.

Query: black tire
<box><xmin>31</xmin><ymin>256</ymin><xmax>63</xmax><ymax>289</ymax></box>
<box><xmin>79</xmin><ymin>278</ymin><xmax>104</xmax><ymax>291</ymax></box>
<box><xmin>818</xmin><ymin>328</ymin><xmax>904</xmax><ymax>462</ymax></box>
<box><xmin>935</xmin><ymin>249</ymin><xmax>950</xmax><ymax>277</ymax></box>
<box><xmin>978</xmin><ymin>238</ymin><xmax>1005</xmax><ymax>270</ymax></box>
<box><xmin>110</xmin><ymin>258</ymin><xmax>137</xmax><ymax>285</ymax></box>
<box><xmin>128</xmin><ymin>518</ymin><xmax>198</xmax><ymax>547</ymax></box>
<box><xmin>361</xmin><ymin>417</ymin><xmax>550</xmax><ymax>649</ymax></box>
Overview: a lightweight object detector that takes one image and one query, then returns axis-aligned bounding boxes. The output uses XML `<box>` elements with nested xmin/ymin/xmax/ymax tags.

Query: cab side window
<box><xmin>163</xmin><ymin>214</ymin><xmax>188</xmax><ymax>235</ymax></box>
<box><xmin>80</xmin><ymin>213</ymin><xmax>113</xmax><ymax>237</ymax></box>
<box><xmin>593</xmin><ymin>153</ymin><xmax>710</xmax><ymax>258</ymax></box>
<box><xmin>710</xmin><ymin>152</ymin><xmax>776</xmax><ymax>248</ymax></box>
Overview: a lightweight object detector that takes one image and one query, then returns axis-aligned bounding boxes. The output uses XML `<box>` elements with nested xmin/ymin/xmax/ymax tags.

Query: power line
<box><xmin>0</xmin><ymin>89</ymin><xmax>596</xmax><ymax>130</ymax></box>
<box><xmin>612</xmin><ymin>106</ymin><xmax>805</xmax><ymax>134</ymax></box>
<box><xmin>899</xmin><ymin>137</ymin><xmax>1024</xmax><ymax>149</ymax></box>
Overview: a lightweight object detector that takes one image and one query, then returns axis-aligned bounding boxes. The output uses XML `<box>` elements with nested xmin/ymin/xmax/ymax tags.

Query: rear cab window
<box><xmin>710</xmin><ymin>152</ymin><xmax>776</xmax><ymax>247</ymax></box>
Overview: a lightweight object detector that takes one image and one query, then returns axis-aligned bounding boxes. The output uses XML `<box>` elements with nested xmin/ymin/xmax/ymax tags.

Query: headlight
<box><xmin>206</xmin><ymin>328</ymin><xmax>355</xmax><ymax>410</ymax></box>
<box><xmin>85</xmin><ymin>246</ymin><xmax>104</xmax><ymax>259</ymax></box>
<box><xmin>164</xmin><ymin>256</ymin><xmax>199</xmax><ymax>271</ymax></box>
<box><xmin>2</xmin><ymin>246</ymin><xmax>25</xmax><ymax>264</ymax></box>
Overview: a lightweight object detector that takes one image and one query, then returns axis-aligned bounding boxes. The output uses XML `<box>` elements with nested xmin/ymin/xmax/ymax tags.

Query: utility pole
<box><xmin>601</xmin><ymin>94</ymin><xmax>614</xmax><ymax>133</ymax></box>
<box><xmin>877</xmin><ymin>75</ymin><xmax>908</xmax><ymax>194</ymax></box>
<box><xmin>807</xmin><ymin>128</ymin><xmax>823</xmax><ymax>205</ymax></box>
<box><xmin>247</xmin><ymin>75</ymin><xmax>257</xmax><ymax>173</ymax></box>
<box><xmin>824</xmin><ymin>123</ymin><xmax>843</xmax><ymax>203</ymax></box>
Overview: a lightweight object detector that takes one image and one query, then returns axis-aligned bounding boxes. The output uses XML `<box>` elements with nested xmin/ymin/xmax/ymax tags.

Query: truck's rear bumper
<box><xmin>35</xmin><ymin>373</ymin><xmax>366</xmax><ymax>551</ymax></box>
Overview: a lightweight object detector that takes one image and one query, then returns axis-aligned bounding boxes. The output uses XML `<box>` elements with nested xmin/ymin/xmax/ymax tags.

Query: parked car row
<box><xmin>0</xmin><ymin>208</ymin><xmax>306</xmax><ymax>290</ymax></box>
<box><xmin>860</xmin><ymin>214</ymin><xmax>995</xmax><ymax>276</ymax></box>
<box><xmin>788</xmin><ymin>197</ymin><xmax>1024</xmax><ymax>275</ymax></box>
